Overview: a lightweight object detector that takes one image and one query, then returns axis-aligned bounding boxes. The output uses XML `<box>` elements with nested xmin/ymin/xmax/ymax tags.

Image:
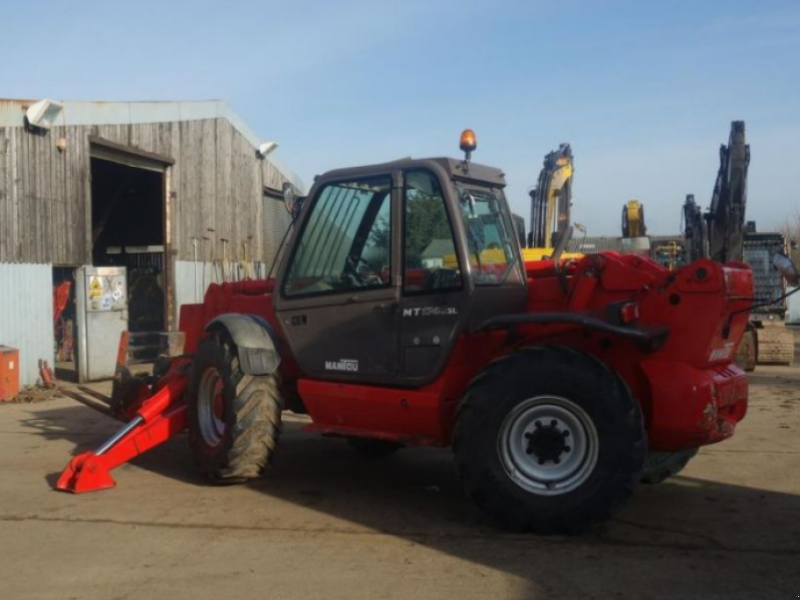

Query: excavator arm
<box><xmin>708</xmin><ymin>121</ymin><xmax>749</xmax><ymax>263</ymax></box>
<box><xmin>683</xmin><ymin>193</ymin><xmax>706</xmax><ymax>262</ymax></box>
<box><xmin>528</xmin><ymin>144</ymin><xmax>574</xmax><ymax>249</ymax></box>
<box><xmin>684</xmin><ymin>121</ymin><xmax>750</xmax><ymax>263</ymax></box>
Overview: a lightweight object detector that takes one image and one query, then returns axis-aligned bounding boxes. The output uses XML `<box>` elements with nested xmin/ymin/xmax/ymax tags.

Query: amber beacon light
<box><xmin>460</xmin><ymin>129</ymin><xmax>477</xmax><ymax>161</ymax></box>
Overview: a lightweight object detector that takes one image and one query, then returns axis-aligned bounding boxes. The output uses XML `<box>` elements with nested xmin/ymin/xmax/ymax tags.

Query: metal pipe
<box><xmin>61</xmin><ymin>389</ymin><xmax>119</xmax><ymax>420</ymax></box>
<box><xmin>475</xmin><ymin>312</ymin><xmax>670</xmax><ymax>351</ymax></box>
<box><xmin>95</xmin><ymin>415</ymin><xmax>145</xmax><ymax>456</ymax></box>
<box><xmin>191</xmin><ymin>237</ymin><xmax>200</xmax><ymax>303</ymax></box>
<box><xmin>77</xmin><ymin>385</ymin><xmax>113</xmax><ymax>405</ymax></box>
<box><xmin>220</xmin><ymin>238</ymin><xmax>230</xmax><ymax>283</ymax></box>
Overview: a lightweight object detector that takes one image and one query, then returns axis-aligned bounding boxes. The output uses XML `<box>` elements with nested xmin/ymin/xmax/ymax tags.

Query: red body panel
<box><xmin>299</xmin><ymin>331</ymin><xmax>510</xmax><ymax>446</ymax></box>
<box><xmin>514</xmin><ymin>254</ymin><xmax>752</xmax><ymax>449</ymax></box>
<box><xmin>175</xmin><ymin>253</ymin><xmax>753</xmax><ymax>453</ymax></box>
<box><xmin>641</xmin><ymin>360</ymin><xmax>747</xmax><ymax>450</ymax></box>
<box><xmin>179</xmin><ymin>280</ymin><xmax>303</xmax><ymax>384</ymax></box>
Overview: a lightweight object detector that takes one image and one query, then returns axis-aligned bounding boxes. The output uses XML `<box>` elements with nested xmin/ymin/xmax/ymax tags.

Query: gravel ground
<box><xmin>0</xmin><ymin>364</ymin><xmax>798</xmax><ymax>600</ymax></box>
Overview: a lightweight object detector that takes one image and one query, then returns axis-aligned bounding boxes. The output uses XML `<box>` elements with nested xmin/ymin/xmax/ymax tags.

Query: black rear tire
<box><xmin>187</xmin><ymin>334</ymin><xmax>283</xmax><ymax>482</ymax></box>
<box><xmin>347</xmin><ymin>437</ymin><xmax>403</xmax><ymax>459</ymax></box>
<box><xmin>640</xmin><ymin>448</ymin><xmax>698</xmax><ymax>484</ymax></box>
<box><xmin>454</xmin><ymin>346</ymin><xmax>646</xmax><ymax>534</ymax></box>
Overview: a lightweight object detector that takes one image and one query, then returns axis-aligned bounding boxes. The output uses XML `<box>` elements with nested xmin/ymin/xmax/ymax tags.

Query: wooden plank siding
<box><xmin>0</xmin><ymin>118</ymin><xmax>295</xmax><ymax>265</ymax></box>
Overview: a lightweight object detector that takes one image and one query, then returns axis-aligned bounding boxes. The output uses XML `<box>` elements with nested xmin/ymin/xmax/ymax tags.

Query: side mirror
<box><xmin>461</xmin><ymin>191</ymin><xmax>477</xmax><ymax>218</ymax></box>
<box><xmin>773</xmin><ymin>252</ymin><xmax>800</xmax><ymax>287</ymax></box>
<box><xmin>282</xmin><ymin>182</ymin><xmax>304</xmax><ymax>221</ymax></box>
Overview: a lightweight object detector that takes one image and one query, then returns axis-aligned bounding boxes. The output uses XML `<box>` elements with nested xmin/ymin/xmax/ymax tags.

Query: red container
<box><xmin>0</xmin><ymin>346</ymin><xmax>20</xmax><ymax>402</ymax></box>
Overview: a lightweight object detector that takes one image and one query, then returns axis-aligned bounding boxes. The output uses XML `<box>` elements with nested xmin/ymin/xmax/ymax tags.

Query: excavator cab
<box><xmin>273</xmin><ymin>149</ymin><xmax>527</xmax><ymax>387</ymax></box>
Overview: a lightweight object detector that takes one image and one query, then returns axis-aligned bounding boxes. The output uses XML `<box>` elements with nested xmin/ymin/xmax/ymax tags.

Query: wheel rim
<box><xmin>197</xmin><ymin>367</ymin><xmax>226</xmax><ymax>447</ymax></box>
<box><xmin>498</xmin><ymin>396</ymin><xmax>599</xmax><ymax>496</ymax></box>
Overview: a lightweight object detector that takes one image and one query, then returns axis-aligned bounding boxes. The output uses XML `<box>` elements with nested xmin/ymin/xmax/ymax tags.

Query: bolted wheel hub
<box><xmin>197</xmin><ymin>367</ymin><xmax>227</xmax><ymax>447</ymax></box>
<box><xmin>525</xmin><ymin>420</ymin><xmax>571</xmax><ymax>465</ymax></box>
<box><xmin>498</xmin><ymin>396</ymin><xmax>599</xmax><ymax>496</ymax></box>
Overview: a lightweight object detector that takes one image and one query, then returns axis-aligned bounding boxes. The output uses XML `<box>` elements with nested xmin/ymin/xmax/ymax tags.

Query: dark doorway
<box><xmin>53</xmin><ymin>266</ymin><xmax>78</xmax><ymax>381</ymax></box>
<box><xmin>90</xmin><ymin>157</ymin><xmax>166</xmax><ymax>334</ymax></box>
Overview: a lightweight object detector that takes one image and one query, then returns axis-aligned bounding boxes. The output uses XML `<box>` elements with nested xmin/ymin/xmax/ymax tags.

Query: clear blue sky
<box><xmin>2</xmin><ymin>0</ymin><xmax>798</xmax><ymax>236</ymax></box>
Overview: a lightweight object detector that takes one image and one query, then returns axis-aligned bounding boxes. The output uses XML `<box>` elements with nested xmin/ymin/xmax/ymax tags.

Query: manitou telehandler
<box><xmin>57</xmin><ymin>130</ymin><xmax>767</xmax><ymax>533</ymax></box>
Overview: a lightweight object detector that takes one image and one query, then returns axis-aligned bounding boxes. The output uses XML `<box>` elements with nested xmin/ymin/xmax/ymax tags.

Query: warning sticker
<box><xmin>89</xmin><ymin>276</ymin><xmax>103</xmax><ymax>299</ymax></box>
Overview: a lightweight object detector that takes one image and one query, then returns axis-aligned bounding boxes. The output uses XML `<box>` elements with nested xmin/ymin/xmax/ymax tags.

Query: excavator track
<box><xmin>757</xmin><ymin>323</ymin><xmax>794</xmax><ymax>366</ymax></box>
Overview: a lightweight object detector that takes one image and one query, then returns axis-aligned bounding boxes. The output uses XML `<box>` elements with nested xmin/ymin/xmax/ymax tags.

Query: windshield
<box><xmin>455</xmin><ymin>185</ymin><xmax>522</xmax><ymax>286</ymax></box>
<box><xmin>283</xmin><ymin>176</ymin><xmax>392</xmax><ymax>298</ymax></box>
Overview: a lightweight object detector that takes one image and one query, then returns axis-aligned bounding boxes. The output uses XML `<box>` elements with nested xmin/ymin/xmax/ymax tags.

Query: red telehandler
<box><xmin>57</xmin><ymin>131</ymin><xmax>760</xmax><ymax>533</ymax></box>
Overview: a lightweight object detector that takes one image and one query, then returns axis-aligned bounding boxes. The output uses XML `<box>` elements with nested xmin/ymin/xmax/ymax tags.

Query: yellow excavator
<box><xmin>522</xmin><ymin>144</ymin><xmax>582</xmax><ymax>261</ymax></box>
<box><xmin>442</xmin><ymin>136</ymin><xmax>580</xmax><ymax>269</ymax></box>
<box><xmin>620</xmin><ymin>199</ymin><xmax>652</xmax><ymax>256</ymax></box>
<box><xmin>653</xmin><ymin>240</ymin><xmax>684</xmax><ymax>271</ymax></box>
<box><xmin>621</xmin><ymin>200</ymin><xmax>646</xmax><ymax>238</ymax></box>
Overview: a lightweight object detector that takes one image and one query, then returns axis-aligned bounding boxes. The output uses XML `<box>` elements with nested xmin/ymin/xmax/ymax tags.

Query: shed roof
<box><xmin>0</xmin><ymin>98</ymin><xmax>302</xmax><ymax>190</ymax></box>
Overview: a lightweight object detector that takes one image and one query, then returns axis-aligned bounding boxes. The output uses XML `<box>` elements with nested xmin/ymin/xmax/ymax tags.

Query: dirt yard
<box><xmin>0</xmin><ymin>364</ymin><xmax>798</xmax><ymax>600</ymax></box>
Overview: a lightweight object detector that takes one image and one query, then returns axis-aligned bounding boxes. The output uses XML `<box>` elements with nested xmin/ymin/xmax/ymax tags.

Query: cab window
<box><xmin>283</xmin><ymin>176</ymin><xmax>392</xmax><ymax>298</ymax></box>
<box><xmin>456</xmin><ymin>185</ymin><xmax>522</xmax><ymax>286</ymax></box>
<box><xmin>403</xmin><ymin>170</ymin><xmax>463</xmax><ymax>293</ymax></box>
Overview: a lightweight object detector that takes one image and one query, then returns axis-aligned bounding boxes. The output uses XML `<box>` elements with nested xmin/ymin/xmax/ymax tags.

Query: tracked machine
<box><xmin>621</xmin><ymin>200</ymin><xmax>652</xmax><ymax>256</ymax></box>
<box><xmin>683</xmin><ymin>121</ymin><xmax>795</xmax><ymax>370</ymax></box>
<box><xmin>57</xmin><ymin>130</ymin><xmax>759</xmax><ymax>533</ymax></box>
<box><xmin>740</xmin><ymin>228</ymin><xmax>795</xmax><ymax>367</ymax></box>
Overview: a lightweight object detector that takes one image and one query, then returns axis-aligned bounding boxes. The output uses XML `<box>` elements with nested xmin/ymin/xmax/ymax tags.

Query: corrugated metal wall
<box><xmin>263</xmin><ymin>194</ymin><xmax>292</xmax><ymax>265</ymax></box>
<box><xmin>0</xmin><ymin>263</ymin><xmax>53</xmax><ymax>386</ymax></box>
<box><xmin>568</xmin><ymin>236</ymin><xmax>625</xmax><ymax>253</ymax></box>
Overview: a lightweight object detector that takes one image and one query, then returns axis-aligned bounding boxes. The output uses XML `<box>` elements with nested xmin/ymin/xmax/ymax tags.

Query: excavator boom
<box><xmin>682</xmin><ymin>122</ymin><xmax>749</xmax><ymax>264</ymax></box>
<box><xmin>529</xmin><ymin>144</ymin><xmax>574</xmax><ymax>249</ymax></box>
<box><xmin>683</xmin><ymin>193</ymin><xmax>706</xmax><ymax>262</ymax></box>
<box><xmin>707</xmin><ymin>121</ymin><xmax>750</xmax><ymax>263</ymax></box>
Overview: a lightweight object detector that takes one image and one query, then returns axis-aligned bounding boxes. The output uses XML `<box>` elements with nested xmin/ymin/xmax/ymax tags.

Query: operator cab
<box><xmin>274</xmin><ymin>132</ymin><xmax>528</xmax><ymax>386</ymax></box>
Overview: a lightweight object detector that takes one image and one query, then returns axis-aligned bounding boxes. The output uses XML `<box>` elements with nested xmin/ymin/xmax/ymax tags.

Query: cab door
<box><xmin>274</xmin><ymin>173</ymin><xmax>401</xmax><ymax>383</ymax></box>
<box><xmin>398</xmin><ymin>169</ymin><xmax>469</xmax><ymax>384</ymax></box>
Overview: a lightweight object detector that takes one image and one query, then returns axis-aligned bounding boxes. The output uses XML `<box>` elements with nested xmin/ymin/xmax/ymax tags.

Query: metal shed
<box><xmin>0</xmin><ymin>99</ymin><xmax>302</xmax><ymax>385</ymax></box>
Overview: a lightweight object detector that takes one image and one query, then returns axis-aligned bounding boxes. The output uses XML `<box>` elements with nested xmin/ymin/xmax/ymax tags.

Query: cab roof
<box><xmin>315</xmin><ymin>157</ymin><xmax>507</xmax><ymax>189</ymax></box>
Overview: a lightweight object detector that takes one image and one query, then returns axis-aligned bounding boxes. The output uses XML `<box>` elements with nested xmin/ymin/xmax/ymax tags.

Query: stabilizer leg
<box><xmin>55</xmin><ymin>377</ymin><xmax>188</xmax><ymax>493</ymax></box>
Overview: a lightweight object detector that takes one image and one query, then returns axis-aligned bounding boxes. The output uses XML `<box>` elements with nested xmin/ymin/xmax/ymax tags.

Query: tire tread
<box><xmin>453</xmin><ymin>345</ymin><xmax>645</xmax><ymax>534</ymax></box>
<box><xmin>188</xmin><ymin>335</ymin><xmax>283</xmax><ymax>482</ymax></box>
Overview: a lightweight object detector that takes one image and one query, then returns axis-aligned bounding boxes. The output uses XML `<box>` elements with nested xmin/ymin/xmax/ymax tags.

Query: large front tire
<box><xmin>454</xmin><ymin>346</ymin><xmax>646</xmax><ymax>534</ymax></box>
<box><xmin>187</xmin><ymin>334</ymin><xmax>283</xmax><ymax>482</ymax></box>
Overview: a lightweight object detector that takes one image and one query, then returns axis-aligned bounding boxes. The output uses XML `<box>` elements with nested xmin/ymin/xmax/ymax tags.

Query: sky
<box><xmin>2</xmin><ymin>0</ymin><xmax>798</xmax><ymax>236</ymax></box>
